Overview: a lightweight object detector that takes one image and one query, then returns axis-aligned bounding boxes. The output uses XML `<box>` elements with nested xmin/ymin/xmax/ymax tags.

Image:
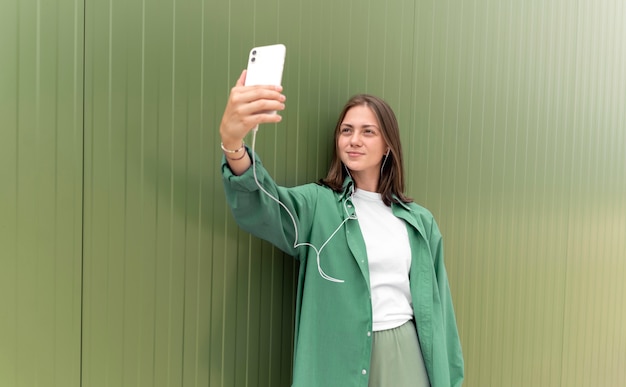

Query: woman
<box><xmin>220</xmin><ymin>70</ymin><xmax>464</xmax><ymax>387</ymax></box>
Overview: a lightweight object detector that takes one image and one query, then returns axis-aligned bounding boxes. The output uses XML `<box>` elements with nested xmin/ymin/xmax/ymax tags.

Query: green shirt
<box><xmin>222</xmin><ymin>150</ymin><xmax>464</xmax><ymax>387</ymax></box>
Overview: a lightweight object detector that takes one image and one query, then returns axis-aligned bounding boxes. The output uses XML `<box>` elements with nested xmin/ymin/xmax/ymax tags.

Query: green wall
<box><xmin>1</xmin><ymin>0</ymin><xmax>625</xmax><ymax>386</ymax></box>
<box><xmin>1</xmin><ymin>0</ymin><xmax>83</xmax><ymax>385</ymax></box>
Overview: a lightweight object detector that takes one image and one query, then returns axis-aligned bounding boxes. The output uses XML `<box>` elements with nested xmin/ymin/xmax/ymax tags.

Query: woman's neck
<box><xmin>351</xmin><ymin>170</ymin><xmax>380</xmax><ymax>193</ymax></box>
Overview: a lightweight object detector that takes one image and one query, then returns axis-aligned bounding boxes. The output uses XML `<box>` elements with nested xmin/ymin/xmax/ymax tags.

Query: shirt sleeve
<box><xmin>428</xmin><ymin>218</ymin><xmax>465</xmax><ymax>386</ymax></box>
<box><xmin>221</xmin><ymin>148</ymin><xmax>313</xmax><ymax>258</ymax></box>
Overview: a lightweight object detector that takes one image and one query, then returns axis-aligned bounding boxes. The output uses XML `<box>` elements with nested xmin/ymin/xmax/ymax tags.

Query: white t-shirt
<box><xmin>352</xmin><ymin>189</ymin><xmax>414</xmax><ymax>331</ymax></box>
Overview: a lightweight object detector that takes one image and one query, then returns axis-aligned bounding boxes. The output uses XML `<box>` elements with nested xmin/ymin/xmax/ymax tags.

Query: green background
<box><xmin>1</xmin><ymin>0</ymin><xmax>625</xmax><ymax>386</ymax></box>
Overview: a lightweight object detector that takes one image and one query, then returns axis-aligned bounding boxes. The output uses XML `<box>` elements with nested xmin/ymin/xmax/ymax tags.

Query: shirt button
<box><xmin>367</xmin><ymin>331</ymin><xmax>371</xmax><ymax>337</ymax></box>
<box><xmin>347</xmin><ymin>204</ymin><xmax>353</xmax><ymax>208</ymax></box>
<box><xmin>362</xmin><ymin>369</ymin><xmax>367</xmax><ymax>375</ymax></box>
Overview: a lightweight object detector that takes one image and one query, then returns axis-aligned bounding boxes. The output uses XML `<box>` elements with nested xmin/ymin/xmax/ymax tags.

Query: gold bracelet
<box><xmin>220</xmin><ymin>141</ymin><xmax>245</xmax><ymax>154</ymax></box>
<box><xmin>225</xmin><ymin>149</ymin><xmax>247</xmax><ymax>161</ymax></box>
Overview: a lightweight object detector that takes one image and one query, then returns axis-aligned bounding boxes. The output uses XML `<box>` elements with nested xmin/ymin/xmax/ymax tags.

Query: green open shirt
<box><xmin>222</xmin><ymin>149</ymin><xmax>464</xmax><ymax>387</ymax></box>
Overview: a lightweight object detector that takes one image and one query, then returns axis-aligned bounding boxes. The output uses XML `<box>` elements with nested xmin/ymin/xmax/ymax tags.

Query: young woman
<box><xmin>220</xmin><ymin>70</ymin><xmax>464</xmax><ymax>387</ymax></box>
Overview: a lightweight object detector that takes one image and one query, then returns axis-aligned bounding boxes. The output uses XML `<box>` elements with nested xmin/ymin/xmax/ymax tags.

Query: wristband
<box><xmin>221</xmin><ymin>141</ymin><xmax>245</xmax><ymax>154</ymax></box>
<box><xmin>225</xmin><ymin>150</ymin><xmax>247</xmax><ymax>161</ymax></box>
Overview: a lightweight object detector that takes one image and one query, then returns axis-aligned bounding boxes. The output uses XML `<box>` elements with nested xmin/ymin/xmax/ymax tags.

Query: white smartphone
<box><xmin>244</xmin><ymin>44</ymin><xmax>286</xmax><ymax>87</ymax></box>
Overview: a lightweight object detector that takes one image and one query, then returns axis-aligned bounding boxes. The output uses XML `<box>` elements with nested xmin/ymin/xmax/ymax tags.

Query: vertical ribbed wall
<box><xmin>81</xmin><ymin>0</ymin><xmax>297</xmax><ymax>386</ymax></box>
<box><xmin>2</xmin><ymin>0</ymin><xmax>625</xmax><ymax>386</ymax></box>
<box><xmin>404</xmin><ymin>1</ymin><xmax>626</xmax><ymax>386</ymax></box>
<box><xmin>0</xmin><ymin>0</ymin><xmax>84</xmax><ymax>386</ymax></box>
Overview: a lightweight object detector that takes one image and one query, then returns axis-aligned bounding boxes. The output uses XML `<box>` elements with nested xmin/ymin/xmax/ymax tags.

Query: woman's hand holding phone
<box><xmin>220</xmin><ymin>44</ymin><xmax>286</xmax><ymax>175</ymax></box>
<box><xmin>220</xmin><ymin>70</ymin><xmax>285</xmax><ymax>144</ymax></box>
<box><xmin>219</xmin><ymin>70</ymin><xmax>286</xmax><ymax>175</ymax></box>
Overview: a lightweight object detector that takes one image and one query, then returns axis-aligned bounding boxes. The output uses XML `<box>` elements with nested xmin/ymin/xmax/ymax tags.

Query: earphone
<box><xmin>380</xmin><ymin>149</ymin><xmax>390</xmax><ymax>175</ymax></box>
<box><xmin>250</xmin><ymin>126</ymin><xmax>351</xmax><ymax>283</ymax></box>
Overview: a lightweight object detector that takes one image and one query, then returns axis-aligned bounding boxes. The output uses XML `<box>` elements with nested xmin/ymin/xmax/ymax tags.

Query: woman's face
<box><xmin>337</xmin><ymin>105</ymin><xmax>389</xmax><ymax>187</ymax></box>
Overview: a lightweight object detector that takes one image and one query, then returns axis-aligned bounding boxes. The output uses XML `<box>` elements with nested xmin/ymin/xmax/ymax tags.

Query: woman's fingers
<box><xmin>236</xmin><ymin>97</ymin><xmax>285</xmax><ymax>116</ymax></box>
<box><xmin>228</xmin><ymin>86</ymin><xmax>285</xmax><ymax>119</ymax></box>
<box><xmin>220</xmin><ymin>80</ymin><xmax>286</xmax><ymax>139</ymax></box>
<box><xmin>230</xmin><ymin>84</ymin><xmax>284</xmax><ymax>106</ymax></box>
<box><xmin>230</xmin><ymin>105</ymin><xmax>284</xmax><ymax>133</ymax></box>
<box><xmin>236</xmin><ymin>69</ymin><xmax>246</xmax><ymax>86</ymax></box>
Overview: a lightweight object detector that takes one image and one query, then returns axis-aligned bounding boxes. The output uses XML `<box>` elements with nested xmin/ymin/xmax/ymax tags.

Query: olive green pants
<box><xmin>369</xmin><ymin>320</ymin><xmax>430</xmax><ymax>387</ymax></box>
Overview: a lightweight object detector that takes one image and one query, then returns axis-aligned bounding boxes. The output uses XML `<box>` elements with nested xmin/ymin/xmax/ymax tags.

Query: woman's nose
<box><xmin>349</xmin><ymin>133</ymin><xmax>362</xmax><ymax>146</ymax></box>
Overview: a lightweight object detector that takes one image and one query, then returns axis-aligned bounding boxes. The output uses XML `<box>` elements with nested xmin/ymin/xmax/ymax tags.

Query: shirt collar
<box><xmin>338</xmin><ymin>176</ymin><xmax>356</xmax><ymax>202</ymax></box>
<box><xmin>338</xmin><ymin>177</ymin><xmax>412</xmax><ymax>211</ymax></box>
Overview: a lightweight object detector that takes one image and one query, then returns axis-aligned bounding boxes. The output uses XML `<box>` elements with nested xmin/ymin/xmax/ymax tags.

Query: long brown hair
<box><xmin>320</xmin><ymin>94</ymin><xmax>412</xmax><ymax>206</ymax></box>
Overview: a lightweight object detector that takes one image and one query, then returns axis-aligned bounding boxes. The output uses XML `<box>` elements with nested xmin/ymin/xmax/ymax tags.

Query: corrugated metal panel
<box><xmin>402</xmin><ymin>1</ymin><xmax>626</xmax><ymax>386</ymax></box>
<box><xmin>82</xmin><ymin>0</ymin><xmax>194</xmax><ymax>384</ymax></box>
<box><xmin>82</xmin><ymin>0</ymin><xmax>296</xmax><ymax>386</ymax></box>
<box><xmin>0</xmin><ymin>0</ymin><xmax>84</xmax><ymax>386</ymax></box>
<box><xmin>560</xmin><ymin>1</ymin><xmax>626</xmax><ymax>385</ymax></box>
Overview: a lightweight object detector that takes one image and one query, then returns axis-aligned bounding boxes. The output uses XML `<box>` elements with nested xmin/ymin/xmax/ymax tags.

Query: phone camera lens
<box><xmin>252</xmin><ymin>50</ymin><xmax>257</xmax><ymax>55</ymax></box>
<box><xmin>251</xmin><ymin>57</ymin><xmax>256</xmax><ymax>63</ymax></box>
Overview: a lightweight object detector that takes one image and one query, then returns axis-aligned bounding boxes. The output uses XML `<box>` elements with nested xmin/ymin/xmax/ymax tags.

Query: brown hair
<box><xmin>319</xmin><ymin>94</ymin><xmax>412</xmax><ymax>206</ymax></box>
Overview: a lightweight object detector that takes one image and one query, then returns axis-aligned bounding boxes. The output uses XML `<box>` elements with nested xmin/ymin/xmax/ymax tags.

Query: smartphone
<box><xmin>244</xmin><ymin>44</ymin><xmax>286</xmax><ymax>87</ymax></box>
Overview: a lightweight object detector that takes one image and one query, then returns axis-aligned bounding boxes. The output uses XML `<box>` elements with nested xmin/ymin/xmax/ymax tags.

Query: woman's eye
<box><xmin>340</xmin><ymin>127</ymin><xmax>351</xmax><ymax>133</ymax></box>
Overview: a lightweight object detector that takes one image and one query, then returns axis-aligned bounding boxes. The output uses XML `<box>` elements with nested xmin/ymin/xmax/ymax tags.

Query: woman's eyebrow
<box><xmin>340</xmin><ymin>123</ymin><xmax>379</xmax><ymax>128</ymax></box>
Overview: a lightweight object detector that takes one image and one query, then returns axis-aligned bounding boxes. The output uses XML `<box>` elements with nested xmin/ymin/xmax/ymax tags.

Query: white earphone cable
<box><xmin>250</xmin><ymin>127</ymin><xmax>350</xmax><ymax>283</ymax></box>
